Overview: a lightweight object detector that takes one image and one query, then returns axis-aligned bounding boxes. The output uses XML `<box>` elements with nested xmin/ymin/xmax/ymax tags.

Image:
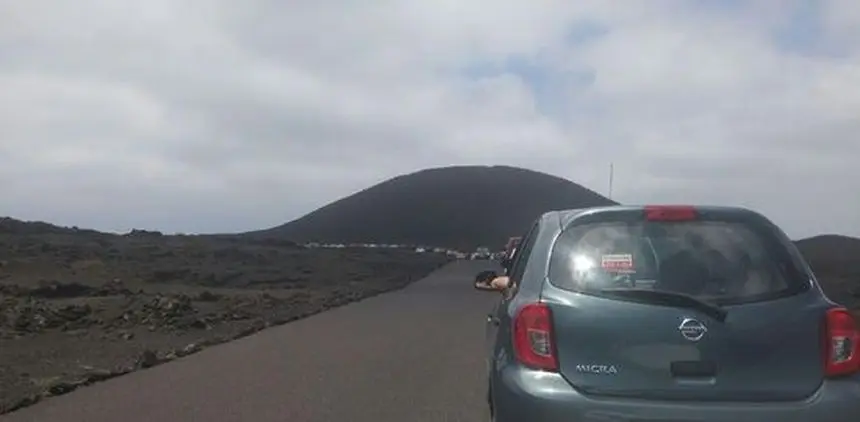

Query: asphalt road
<box><xmin>1</xmin><ymin>260</ymin><xmax>502</xmax><ymax>422</ymax></box>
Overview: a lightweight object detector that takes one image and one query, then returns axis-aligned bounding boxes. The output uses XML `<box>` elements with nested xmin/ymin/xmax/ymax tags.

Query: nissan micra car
<box><xmin>482</xmin><ymin>205</ymin><xmax>860</xmax><ymax>422</ymax></box>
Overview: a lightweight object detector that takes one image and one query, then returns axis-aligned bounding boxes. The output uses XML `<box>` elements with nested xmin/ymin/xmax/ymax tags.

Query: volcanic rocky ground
<box><xmin>0</xmin><ymin>219</ymin><xmax>451</xmax><ymax>413</ymax></box>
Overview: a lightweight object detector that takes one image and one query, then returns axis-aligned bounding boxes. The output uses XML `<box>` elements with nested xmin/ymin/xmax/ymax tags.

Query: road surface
<box><xmin>1</xmin><ymin>261</ymin><xmax>501</xmax><ymax>422</ymax></box>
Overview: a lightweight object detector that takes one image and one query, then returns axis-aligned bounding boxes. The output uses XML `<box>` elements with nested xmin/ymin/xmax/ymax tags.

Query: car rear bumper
<box><xmin>492</xmin><ymin>365</ymin><xmax>860</xmax><ymax>422</ymax></box>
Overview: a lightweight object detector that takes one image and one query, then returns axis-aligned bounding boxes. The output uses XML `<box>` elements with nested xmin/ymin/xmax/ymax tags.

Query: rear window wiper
<box><xmin>597</xmin><ymin>288</ymin><xmax>728</xmax><ymax>322</ymax></box>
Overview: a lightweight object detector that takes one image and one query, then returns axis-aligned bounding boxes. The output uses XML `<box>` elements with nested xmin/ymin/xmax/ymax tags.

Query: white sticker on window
<box><xmin>601</xmin><ymin>254</ymin><xmax>634</xmax><ymax>273</ymax></box>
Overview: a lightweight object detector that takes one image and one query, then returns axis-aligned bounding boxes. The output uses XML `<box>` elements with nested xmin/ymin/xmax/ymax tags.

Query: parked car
<box><xmin>475</xmin><ymin>205</ymin><xmax>860</xmax><ymax>422</ymax></box>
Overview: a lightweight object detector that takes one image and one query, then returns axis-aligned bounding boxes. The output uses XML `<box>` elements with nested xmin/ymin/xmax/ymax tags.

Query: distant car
<box><xmin>477</xmin><ymin>205</ymin><xmax>860</xmax><ymax>422</ymax></box>
<box><xmin>471</xmin><ymin>247</ymin><xmax>492</xmax><ymax>260</ymax></box>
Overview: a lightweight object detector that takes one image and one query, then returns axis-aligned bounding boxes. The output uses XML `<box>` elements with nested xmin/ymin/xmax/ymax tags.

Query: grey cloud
<box><xmin>0</xmin><ymin>0</ymin><xmax>858</xmax><ymax>238</ymax></box>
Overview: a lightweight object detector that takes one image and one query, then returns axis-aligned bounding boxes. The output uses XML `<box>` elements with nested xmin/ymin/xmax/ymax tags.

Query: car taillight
<box><xmin>823</xmin><ymin>307</ymin><xmax>860</xmax><ymax>377</ymax></box>
<box><xmin>644</xmin><ymin>205</ymin><xmax>698</xmax><ymax>221</ymax></box>
<box><xmin>513</xmin><ymin>303</ymin><xmax>558</xmax><ymax>371</ymax></box>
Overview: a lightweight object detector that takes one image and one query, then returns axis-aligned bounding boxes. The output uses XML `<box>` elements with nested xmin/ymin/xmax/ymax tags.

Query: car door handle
<box><xmin>487</xmin><ymin>314</ymin><xmax>500</xmax><ymax>326</ymax></box>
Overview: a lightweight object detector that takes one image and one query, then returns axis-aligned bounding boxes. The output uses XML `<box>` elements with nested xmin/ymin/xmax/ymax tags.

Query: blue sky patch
<box><xmin>773</xmin><ymin>0</ymin><xmax>824</xmax><ymax>53</ymax></box>
<box><xmin>459</xmin><ymin>20</ymin><xmax>605</xmax><ymax>119</ymax></box>
<box><xmin>689</xmin><ymin>0</ymin><xmax>749</xmax><ymax>12</ymax></box>
<box><xmin>564</xmin><ymin>20</ymin><xmax>610</xmax><ymax>46</ymax></box>
<box><xmin>460</xmin><ymin>55</ymin><xmax>596</xmax><ymax>119</ymax></box>
<box><xmin>771</xmin><ymin>0</ymin><xmax>848</xmax><ymax>58</ymax></box>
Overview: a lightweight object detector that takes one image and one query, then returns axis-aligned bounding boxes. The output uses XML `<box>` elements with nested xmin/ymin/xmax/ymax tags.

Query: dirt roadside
<box><xmin>0</xmin><ymin>222</ymin><xmax>451</xmax><ymax>414</ymax></box>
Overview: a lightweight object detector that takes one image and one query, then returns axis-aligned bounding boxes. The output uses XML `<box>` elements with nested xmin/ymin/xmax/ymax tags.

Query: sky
<box><xmin>1</xmin><ymin>0</ymin><xmax>859</xmax><ymax>239</ymax></box>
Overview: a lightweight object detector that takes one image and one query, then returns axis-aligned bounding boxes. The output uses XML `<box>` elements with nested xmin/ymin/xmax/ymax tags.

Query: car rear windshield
<box><xmin>547</xmin><ymin>219</ymin><xmax>810</xmax><ymax>305</ymax></box>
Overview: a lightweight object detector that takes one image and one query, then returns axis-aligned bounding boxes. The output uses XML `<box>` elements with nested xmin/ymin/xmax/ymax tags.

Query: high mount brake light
<box><xmin>823</xmin><ymin>307</ymin><xmax>860</xmax><ymax>377</ymax></box>
<box><xmin>644</xmin><ymin>205</ymin><xmax>698</xmax><ymax>221</ymax></box>
<box><xmin>512</xmin><ymin>303</ymin><xmax>558</xmax><ymax>371</ymax></box>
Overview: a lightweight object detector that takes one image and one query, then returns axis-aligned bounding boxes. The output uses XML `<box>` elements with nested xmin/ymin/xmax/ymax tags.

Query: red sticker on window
<box><xmin>601</xmin><ymin>254</ymin><xmax>634</xmax><ymax>272</ymax></box>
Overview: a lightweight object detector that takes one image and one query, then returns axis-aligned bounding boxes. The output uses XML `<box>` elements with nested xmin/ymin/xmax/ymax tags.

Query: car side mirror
<box><xmin>474</xmin><ymin>270</ymin><xmax>499</xmax><ymax>291</ymax></box>
<box><xmin>500</xmin><ymin>257</ymin><xmax>512</xmax><ymax>271</ymax></box>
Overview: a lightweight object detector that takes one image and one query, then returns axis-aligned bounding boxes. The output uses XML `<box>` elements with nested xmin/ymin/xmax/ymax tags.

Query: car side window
<box><xmin>508</xmin><ymin>222</ymin><xmax>539</xmax><ymax>285</ymax></box>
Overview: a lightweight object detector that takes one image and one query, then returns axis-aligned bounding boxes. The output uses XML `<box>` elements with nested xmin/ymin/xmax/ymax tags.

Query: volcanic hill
<box><xmin>257</xmin><ymin>165</ymin><xmax>618</xmax><ymax>250</ymax></box>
